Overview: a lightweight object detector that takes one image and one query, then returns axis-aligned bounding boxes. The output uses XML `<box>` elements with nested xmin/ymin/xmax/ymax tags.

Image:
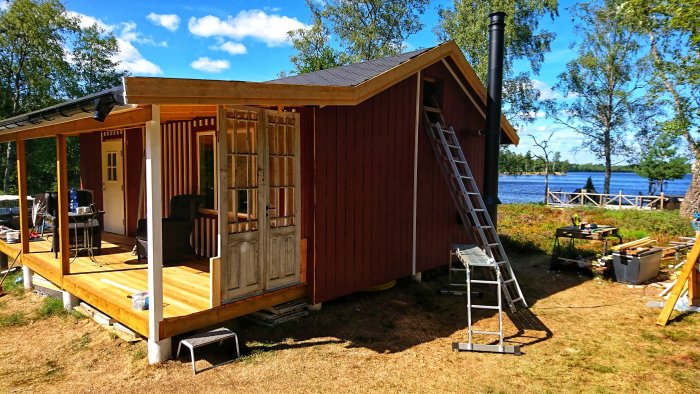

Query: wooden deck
<box><xmin>6</xmin><ymin>233</ymin><xmax>306</xmax><ymax>339</ymax></box>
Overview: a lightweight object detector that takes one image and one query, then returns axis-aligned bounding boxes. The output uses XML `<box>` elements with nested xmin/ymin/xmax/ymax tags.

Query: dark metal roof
<box><xmin>268</xmin><ymin>47</ymin><xmax>433</xmax><ymax>87</ymax></box>
<box><xmin>0</xmin><ymin>86</ymin><xmax>125</xmax><ymax>132</ymax></box>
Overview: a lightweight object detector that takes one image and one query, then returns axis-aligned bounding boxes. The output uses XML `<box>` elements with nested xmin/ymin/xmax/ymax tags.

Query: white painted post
<box><xmin>145</xmin><ymin>105</ymin><xmax>171</xmax><ymax>363</ymax></box>
<box><xmin>22</xmin><ymin>265</ymin><xmax>33</xmax><ymax>290</ymax></box>
<box><xmin>62</xmin><ymin>291</ymin><xmax>79</xmax><ymax>311</ymax></box>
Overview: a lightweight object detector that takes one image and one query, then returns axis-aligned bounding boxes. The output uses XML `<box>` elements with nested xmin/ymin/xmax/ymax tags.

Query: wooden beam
<box><xmin>160</xmin><ymin>285</ymin><xmax>306</xmax><ymax>339</ymax></box>
<box><xmin>124</xmin><ymin>78</ymin><xmax>356</xmax><ymax>106</ymax></box>
<box><xmin>210</xmin><ymin>257</ymin><xmax>221</xmax><ymax>308</ymax></box>
<box><xmin>216</xmin><ymin>105</ymin><xmax>229</xmax><ymax>304</ymax></box>
<box><xmin>0</xmin><ymin>107</ymin><xmax>151</xmax><ymax>143</ymax></box>
<box><xmin>145</xmin><ymin>105</ymin><xmax>165</xmax><ymax>353</ymax></box>
<box><xmin>56</xmin><ymin>135</ymin><xmax>70</xmax><ymax>277</ymax></box>
<box><xmin>689</xmin><ymin>258</ymin><xmax>699</xmax><ymax>306</ymax></box>
<box><xmin>412</xmin><ymin>72</ymin><xmax>420</xmax><ymax>276</ymax></box>
<box><xmin>657</xmin><ymin>234</ymin><xmax>700</xmax><ymax>325</ymax></box>
<box><xmin>16</xmin><ymin>139</ymin><xmax>29</xmax><ymax>254</ymax></box>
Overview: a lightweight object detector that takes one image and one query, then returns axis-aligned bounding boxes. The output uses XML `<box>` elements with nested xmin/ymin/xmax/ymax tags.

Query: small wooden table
<box><xmin>550</xmin><ymin>225</ymin><xmax>622</xmax><ymax>270</ymax></box>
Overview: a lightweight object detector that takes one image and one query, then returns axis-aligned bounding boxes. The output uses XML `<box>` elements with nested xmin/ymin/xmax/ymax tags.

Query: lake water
<box><xmin>499</xmin><ymin>171</ymin><xmax>692</xmax><ymax>204</ymax></box>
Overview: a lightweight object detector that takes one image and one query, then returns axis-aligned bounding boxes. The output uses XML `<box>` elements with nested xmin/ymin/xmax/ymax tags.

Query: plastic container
<box><xmin>612</xmin><ymin>248</ymin><xmax>662</xmax><ymax>284</ymax></box>
<box><xmin>69</xmin><ymin>188</ymin><xmax>78</xmax><ymax>213</ymax></box>
<box><xmin>132</xmin><ymin>291</ymin><xmax>149</xmax><ymax>310</ymax></box>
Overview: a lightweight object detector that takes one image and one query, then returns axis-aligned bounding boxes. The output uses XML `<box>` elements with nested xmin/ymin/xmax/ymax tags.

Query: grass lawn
<box><xmin>0</xmin><ymin>204</ymin><xmax>698</xmax><ymax>393</ymax></box>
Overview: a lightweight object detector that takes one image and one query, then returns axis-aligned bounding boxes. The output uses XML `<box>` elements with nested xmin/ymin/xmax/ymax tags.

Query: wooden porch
<box><xmin>2</xmin><ymin>233</ymin><xmax>305</xmax><ymax>339</ymax></box>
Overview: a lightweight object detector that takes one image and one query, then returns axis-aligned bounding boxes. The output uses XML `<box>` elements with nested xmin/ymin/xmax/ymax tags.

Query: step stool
<box><xmin>176</xmin><ymin>327</ymin><xmax>240</xmax><ymax>374</ymax></box>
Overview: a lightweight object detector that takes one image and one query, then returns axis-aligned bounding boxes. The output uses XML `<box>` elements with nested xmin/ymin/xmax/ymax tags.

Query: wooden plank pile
<box><xmin>611</xmin><ymin>237</ymin><xmax>656</xmax><ymax>255</ymax></box>
<box><xmin>247</xmin><ymin>299</ymin><xmax>309</xmax><ymax>327</ymax></box>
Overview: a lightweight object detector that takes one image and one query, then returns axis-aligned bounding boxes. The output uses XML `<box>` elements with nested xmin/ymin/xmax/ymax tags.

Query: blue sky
<box><xmin>3</xmin><ymin>0</ymin><xmax>600</xmax><ymax>163</ymax></box>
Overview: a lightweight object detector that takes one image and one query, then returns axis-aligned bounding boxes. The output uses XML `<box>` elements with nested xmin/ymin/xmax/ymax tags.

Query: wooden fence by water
<box><xmin>546</xmin><ymin>189</ymin><xmax>679</xmax><ymax>210</ymax></box>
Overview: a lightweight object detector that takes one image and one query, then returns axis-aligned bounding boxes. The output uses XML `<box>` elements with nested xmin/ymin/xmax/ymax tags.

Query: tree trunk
<box><xmin>604</xmin><ymin>128</ymin><xmax>611</xmax><ymax>195</ymax></box>
<box><xmin>3</xmin><ymin>141</ymin><xmax>14</xmax><ymax>193</ymax></box>
<box><xmin>681</xmin><ymin>162</ymin><xmax>700</xmax><ymax>216</ymax></box>
<box><xmin>543</xmin><ymin>163</ymin><xmax>549</xmax><ymax>204</ymax></box>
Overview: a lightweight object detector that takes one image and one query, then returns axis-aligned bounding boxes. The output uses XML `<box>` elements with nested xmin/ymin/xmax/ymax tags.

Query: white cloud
<box><xmin>213</xmin><ymin>41</ymin><xmax>247</xmax><ymax>55</ymax></box>
<box><xmin>532</xmin><ymin>79</ymin><xmax>563</xmax><ymax>100</ymax></box>
<box><xmin>191</xmin><ymin>57</ymin><xmax>230</xmax><ymax>73</ymax></box>
<box><xmin>188</xmin><ymin>10</ymin><xmax>310</xmax><ymax>47</ymax></box>
<box><xmin>66</xmin><ymin>11</ymin><xmax>113</xmax><ymax>32</ymax></box>
<box><xmin>113</xmin><ymin>38</ymin><xmax>162</xmax><ymax>75</ymax></box>
<box><xmin>147</xmin><ymin>12</ymin><xmax>181</xmax><ymax>32</ymax></box>
<box><xmin>120</xmin><ymin>22</ymin><xmax>167</xmax><ymax>47</ymax></box>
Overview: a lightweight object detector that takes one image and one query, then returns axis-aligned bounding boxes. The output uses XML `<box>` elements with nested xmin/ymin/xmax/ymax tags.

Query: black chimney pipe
<box><xmin>484</xmin><ymin>12</ymin><xmax>506</xmax><ymax>228</ymax></box>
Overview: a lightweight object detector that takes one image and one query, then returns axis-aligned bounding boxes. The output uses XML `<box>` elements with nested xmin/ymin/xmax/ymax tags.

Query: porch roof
<box><xmin>0</xmin><ymin>41</ymin><xmax>518</xmax><ymax>144</ymax></box>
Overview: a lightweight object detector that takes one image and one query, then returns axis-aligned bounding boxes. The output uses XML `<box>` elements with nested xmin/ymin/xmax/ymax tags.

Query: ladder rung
<box><xmin>487</xmin><ymin>243</ymin><xmax>499</xmax><ymax>247</ymax></box>
<box><xmin>453</xmin><ymin>160</ymin><xmax>467</xmax><ymax>164</ymax></box>
<box><xmin>503</xmin><ymin>278</ymin><xmax>516</xmax><ymax>284</ymax></box>
<box><xmin>424</xmin><ymin>106</ymin><xmax>441</xmax><ymax>113</ymax></box>
<box><xmin>446</xmin><ymin>144</ymin><xmax>460</xmax><ymax>148</ymax></box>
<box><xmin>471</xmin><ymin>305</ymin><xmax>500</xmax><ymax>310</ymax></box>
<box><xmin>470</xmin><ymin>279</ymin><xmax>499</xmax><ymax>285</ymax></box>
<box><xmin>510</xmin><ymin>297</ymin><xmax>524</xmax><ymax>303</ymax></box>
<box><xmin>472</xmin><ymin>330</ymin><xmax>502</xmax><ymax>336</ymax></box>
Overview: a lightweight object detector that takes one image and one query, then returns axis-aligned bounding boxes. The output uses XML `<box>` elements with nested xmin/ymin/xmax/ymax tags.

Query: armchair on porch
<box><xmin>44</xmin><ymin>190</ymin><xmax>102</xmax><ymax>258</ymax></box>
<box><xmin>135</xmin><ymin>194</ymin><xmax>201</xmax><ymax>264</ymax></box>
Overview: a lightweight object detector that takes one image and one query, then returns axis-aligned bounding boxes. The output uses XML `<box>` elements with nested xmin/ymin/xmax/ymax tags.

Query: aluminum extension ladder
<box><xmin>423</xmin><ymin>102</ymin><xmax>527</xmax><ymax>354</ymax></box>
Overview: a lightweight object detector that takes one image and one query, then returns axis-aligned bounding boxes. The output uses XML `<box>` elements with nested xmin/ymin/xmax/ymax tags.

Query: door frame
<box><xmin>101</xmin><ymin>136</ymin><xmax>126</xmax><ymax>235</ymax></box>
<box><xmin>218</xmin><ymin>106</ymin><xmax>302</xmax><ymax>303</ymax></box>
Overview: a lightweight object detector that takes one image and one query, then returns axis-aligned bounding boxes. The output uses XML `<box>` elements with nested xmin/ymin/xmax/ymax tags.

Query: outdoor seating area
<box><xmin>136</xmin><ymin>194</ymin><xmax>202</xmax><ymax>263</ymax></box>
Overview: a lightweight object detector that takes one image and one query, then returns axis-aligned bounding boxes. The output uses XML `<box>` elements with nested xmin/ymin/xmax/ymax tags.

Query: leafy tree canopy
<box><xmin>0</xmin><ymin>0</ymin><xmax>126</xmax><ymax>194</ymax></box>
<box><xmin>437</xmin><ymin>0</ymin><xmax>559</xmax><ymax>125</ymax></box>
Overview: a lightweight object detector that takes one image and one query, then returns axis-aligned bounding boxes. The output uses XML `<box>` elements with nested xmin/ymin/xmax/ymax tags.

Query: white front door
<box><xmin>101</xmin><ymin>138</ymin><xmax>125</xmax><ymax>234</ymax></box>
<box><xmin>222</xmin><ymin>108</ymin><xmax>300</xmax><ymax>302</ymax></box>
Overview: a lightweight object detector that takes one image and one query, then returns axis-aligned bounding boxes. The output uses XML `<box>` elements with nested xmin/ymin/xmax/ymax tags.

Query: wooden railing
<box><xmin>546</xmin><ymin>189</ymin><xmax>673</xmax><ymax>210</ymax></box>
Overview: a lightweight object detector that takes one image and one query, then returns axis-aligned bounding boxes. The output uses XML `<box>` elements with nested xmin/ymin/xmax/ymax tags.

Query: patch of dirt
<box><xmin>1</xmin><ymin>255</ymin><xmax>698</xmax><ymax>393</ymax></box>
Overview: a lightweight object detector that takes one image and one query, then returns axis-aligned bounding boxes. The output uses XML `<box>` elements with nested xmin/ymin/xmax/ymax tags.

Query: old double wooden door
<box><xmin>222</xmin><ymin>107</ymin><xmax>301</xmax><ymax>302</ymax></box>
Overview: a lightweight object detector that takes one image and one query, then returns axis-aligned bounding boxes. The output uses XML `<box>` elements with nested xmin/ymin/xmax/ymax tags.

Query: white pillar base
<box><xmin>22</xmin><ymin>265</ymin><xmax>33</xmax><ymax>290</ymax></box>
<box><xmin>412</xmin><ymin>272</ymin><xmax>422</xmax><ymax>282</ymax></box>
<box><xmin>148</xmin><ymin>337</ymin><xmax>172</xmax><ymax>364</ymax></box>
<box><xmin>307</xmin><ymin>303</ymin><xmax>322</xmax><ymax>312</ymax></box>
<box><xmin>62</xmin><ymin>290</ymin><xmax>79</xmax><ymax>311</ymax></box>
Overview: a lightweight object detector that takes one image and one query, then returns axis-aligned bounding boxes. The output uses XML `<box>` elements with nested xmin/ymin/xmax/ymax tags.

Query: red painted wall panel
<box><xmin>124</xmin><ymin>128</ymin><xmax>143</xmax><ymax>236</ymax></box>
<box><xmin>313</xmin><ymin>75</ymin><xmax>417</xmax><ymax>303</ymax></box>
<box><xmin>79</xmin><ymin>132</ymin><xmax>103</xmax><ymax>214</ymax></box>
<box><xmin>415</xmin><ymin>61</ymin><xmax>487</xmax><ymax>272</ymax></box>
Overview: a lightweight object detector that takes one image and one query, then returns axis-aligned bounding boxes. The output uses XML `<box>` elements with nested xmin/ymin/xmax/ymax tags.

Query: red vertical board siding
<box><xmin>79</xmin><ymin>132</ymin><xmax>104</xmax><ymax>213</ymax></box>
<box><xmin>124</xmin><ymin>127</ymin><xmax>143</xmax><ymax>236</ymax></box>
<box><xmin>312</xmin><ymin>75</ymin><xmax>417</xmax><ymax>303</ymax></box>
<box><xmin>415</xmin><ymin>61</ymin><xmax>487</xmax><ymax>272</ymax></box>
<box><xmin>298</xmin><ymin>107</ymin><xmax>315</xmax><ymax>300</ymax></box>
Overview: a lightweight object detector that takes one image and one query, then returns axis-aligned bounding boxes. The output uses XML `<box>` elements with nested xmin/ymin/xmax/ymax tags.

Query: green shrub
<box><xmin>0</xmin><ymin>311</ymin><xmax>27</xmax><ymax>327</ymax></box>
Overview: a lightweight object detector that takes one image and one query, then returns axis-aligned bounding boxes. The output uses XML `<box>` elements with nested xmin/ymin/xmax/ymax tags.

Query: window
<box><xmin>197</xmin><ymin>132</ymin><xmax>217</xmax><ymax>209</ymax></box>
<box><xmin>106</xmin><ymin>152</ymin><xmax>118</xmax><ymax>181</ymax></box>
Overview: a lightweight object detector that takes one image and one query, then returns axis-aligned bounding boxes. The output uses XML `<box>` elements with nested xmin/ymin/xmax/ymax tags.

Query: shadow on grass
<box><xmin>220</xmin><ymin>254</ymin><xmax>573</xmax><ymax>356</ymax></box>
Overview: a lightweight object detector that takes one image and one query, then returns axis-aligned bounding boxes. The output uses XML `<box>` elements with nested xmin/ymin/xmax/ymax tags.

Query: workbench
<box><xmin>550</xmin><ymin>225</ymin><xmax>623</xmax><ymax>270</ymax></box>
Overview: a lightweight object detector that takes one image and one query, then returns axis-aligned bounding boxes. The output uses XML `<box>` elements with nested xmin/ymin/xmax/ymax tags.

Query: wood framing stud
<box><xmin>16</xmin><ymin>139</ymin><xmax>29</xmax><ymax>254</ymax></box>
<box><xmin>56</xmin><ymin>135</ymin><xmax>70</xmax><ymax>276</ymax></box>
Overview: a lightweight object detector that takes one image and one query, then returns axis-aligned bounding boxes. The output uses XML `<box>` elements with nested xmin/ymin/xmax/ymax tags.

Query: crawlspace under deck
<box><xmin>7</xmin><ymin>234</ymin><xmax>306</xmax><ymax>339</ymax></box>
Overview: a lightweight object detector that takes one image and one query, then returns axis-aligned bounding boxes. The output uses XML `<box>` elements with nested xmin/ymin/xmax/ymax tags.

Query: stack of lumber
<box><xmin>663</xmin><ymin>237</ymin><xmax>696</xmax><ymax>260</ymax></box>
<box><xmin>247</xmin><ymin>299</ymin><xmax>309</xmax><ymax>327</ymax></box>
<box><xmin>612</xmin><ymin>237</ymin><xmax>656</xmax><ymax>255</ymax></box>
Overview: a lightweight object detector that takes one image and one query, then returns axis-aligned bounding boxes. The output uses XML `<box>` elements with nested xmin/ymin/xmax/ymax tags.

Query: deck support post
<box><xmin>308</xmin><ymin>303</ymin><xmax>322</xmax><ymax>312</ymax></box>
<box><xmin>16</xmin><ymin>139</ymin><xmax>29</xmax><ymax>254</ymax></box>
<box><xmin>412</xmin><ymin>272</ymin><xmax>422</xmax><ymax>282</ymax></box>
<box><xmin>62</xmin><ymin>290</ymin><xmax>79</xmax><ymax>311</ymax></box>
<box><xmin>22</xmin><ymin>265</ymin><xmax>33</xmax><ymax>290</ymax></box>
<box><xmin>145</xmin><ymin>104</ymin><xmax>171</xmax><ymax>363</ymax></box>
<box><xmin>56</xmin><ymin>135</ymin><xmax>70</xmax><ymax>277</ymax></box>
